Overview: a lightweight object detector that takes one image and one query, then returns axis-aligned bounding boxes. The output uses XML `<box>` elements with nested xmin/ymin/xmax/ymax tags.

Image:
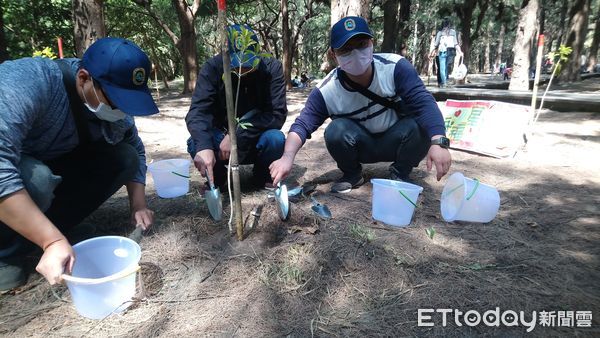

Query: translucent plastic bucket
<box><xmin>371</xmin><ymin>179</ymin><xmax>423</xmax><ymax>227</ymax></box>
<box><xmin>148</xmin><ymin>159</ymin><xmax>190</xmax><ymax>198</ymax></box>
<box><xmin>441</xmin><ymin>172</ymin><xmax>500</xmax><ymax>223</ymax></box>
<box><xmin>64</xmin><ymin>236</ymin><xmax>141</xmax><ymax>319</ymax></box>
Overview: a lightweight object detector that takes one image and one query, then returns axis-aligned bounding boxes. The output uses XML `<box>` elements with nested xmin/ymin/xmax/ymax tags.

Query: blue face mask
<box><xmin>82</xmin><ymin>81</ymin><xmax>127</xmax><ymax>122</ymax></box>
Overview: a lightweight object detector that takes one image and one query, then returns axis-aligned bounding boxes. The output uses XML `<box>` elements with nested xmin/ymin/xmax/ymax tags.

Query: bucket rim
<box><xmin>370</xmin><ymin>178</ymin><xmax>423</xmax><ymax>192</ymax></box>
<box><xmin>441</xmin><ymin>172</ymin><xmax>467</xmax><ymax>221</ymax></box>
<box><xmin>148</xmin><ymin>158</ymin><xmax>191</xmax><ymax>171</ymax></box>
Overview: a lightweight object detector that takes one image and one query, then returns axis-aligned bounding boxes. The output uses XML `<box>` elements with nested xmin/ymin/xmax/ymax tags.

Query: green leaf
<box><xmin>425</xmin><ymin>227</ymin><xmax>436</xmax><ymax>240</ymax></box>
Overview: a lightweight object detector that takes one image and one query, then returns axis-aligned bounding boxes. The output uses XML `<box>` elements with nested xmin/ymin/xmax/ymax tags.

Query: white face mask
<box><xmin>336</xmin><ymin>45</ymin><xmax>373</xmax><ymax>76</ymax></box>
<box><xmin>82</xmin><ymin>82</ymin><xmax>127</xmax><ymax>122</ymax></box>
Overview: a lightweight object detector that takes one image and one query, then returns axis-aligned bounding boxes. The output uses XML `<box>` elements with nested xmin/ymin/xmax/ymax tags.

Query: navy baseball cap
<box><xmin>227</xmin><ymin>24</ymin><xmax>260</xmax><ymax>68</ymax></box>
<box><xmin>82</xmin><ymin>37</ymin><xmax>158</xmax><ymax>116</ymax></box>
<box><xmin>330</xmin><ymin>16</ymin><xmax>373</xmax><ymax>49</ymax></box>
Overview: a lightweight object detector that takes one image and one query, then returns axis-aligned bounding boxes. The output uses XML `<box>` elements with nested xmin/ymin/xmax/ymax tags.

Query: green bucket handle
<box><xmin>398</xmin><ymin>190</ymin><xmax>418</xmax><ymax>208</ymax></box>
<box><xmin>443</xmin><ymin>178</ymin><xmax>480</xmax><ymax>200</ymax></box>
<box><xmin>171</xmin><ymin>171</ymin><xmax>190</xmax><ymax>179</ymax></box>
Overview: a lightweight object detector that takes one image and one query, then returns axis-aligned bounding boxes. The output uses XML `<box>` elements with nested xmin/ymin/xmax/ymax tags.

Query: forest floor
<box><xmin>0</xmin><ymin>76</ymin><xmax>599</xmax><ymax>337</ymax></box>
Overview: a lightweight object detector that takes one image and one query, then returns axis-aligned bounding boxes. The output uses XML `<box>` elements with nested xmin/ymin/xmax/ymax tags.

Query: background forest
<box><xmin>1</xmin><ymin>0</ymin><xmax>599</xmax><ymax>93</ymax></box>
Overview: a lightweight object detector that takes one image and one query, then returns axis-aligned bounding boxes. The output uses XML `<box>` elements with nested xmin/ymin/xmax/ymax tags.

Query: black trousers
<box><xmin>323</xmin><ymin>117</ymin><xmax>430</xmax><ymax>180</ymax></box>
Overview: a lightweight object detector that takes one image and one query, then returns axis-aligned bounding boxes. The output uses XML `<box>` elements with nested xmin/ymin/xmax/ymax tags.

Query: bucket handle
<box><xmin>61</xmin><ymin>264</ymin><xmax>140</xmax><ymax>285</ymax></box>
<box><xmin>171</xmin><ymin>171</ymin><xmax>190</xmax><ymax>179</ymax></box>
<box><xmin>398</xmin><ymin>190</ymin><xmax>417</xmax><ymax>208</ymax></box>
<box><xmin>442</xmin><ymin>179</ymin><xmax>480</xmax><ymax>200</ymax></box>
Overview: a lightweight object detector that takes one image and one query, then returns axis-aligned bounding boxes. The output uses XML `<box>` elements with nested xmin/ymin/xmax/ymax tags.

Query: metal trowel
<box><xmin>274</xmin><ymin>182</ymin><xmax>291</xmax><ymax>221</ymax></box>
<box><xmin>311</xmin><ymin>196</ymin><xmax>332</xmax><ymax>219</ymax></box>
<box><xmin>205</xmin><ymin>169</ymin><xmax>222</xmax><ymax>221</ymax></box>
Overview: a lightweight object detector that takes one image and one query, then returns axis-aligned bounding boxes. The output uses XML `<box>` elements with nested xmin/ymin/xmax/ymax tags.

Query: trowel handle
<box><xmin>128</xmin><ymin>225</ymin><xmax>144</xmax><ymax>244</ymax></box>
<box><xmin>205</xmin><ymin>168</ymin><xmax>215</xmax><ymax>190</ymax></box>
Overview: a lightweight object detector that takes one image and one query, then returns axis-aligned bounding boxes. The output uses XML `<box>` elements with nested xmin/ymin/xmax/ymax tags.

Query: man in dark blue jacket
<box><xmin>186</xmin><ymin>24</ymin><xmax>287</xmax><ymax>190</ymax></box>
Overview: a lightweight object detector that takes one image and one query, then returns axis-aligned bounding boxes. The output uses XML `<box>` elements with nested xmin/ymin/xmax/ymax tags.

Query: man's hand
<box><xmin>36</xmin><ymin>238</ymin><xmax>75</xmax><ymax>285</ymax></box>
<box><xmin>131</xmin><ymin>207</ymin><xmax>154</xmax><ymax>230</ymax></box>
<box><xmin>269</xmin><ymin>153</ymin><xmax>294</xmax><ymax>185</ymax></box>
<box><xmin>426</xmin><ymin>144</ymin><xmax>452</xmax><ymax>181</ymax></box>
<box><xmin>219</xmin><ymin>134</ymin><xmax>231</xmax><ymax>161</ymax></box>
<box><xmin>194</xmin><ymin>149</ymin><xmax>216</xmax><ymax>184</ymax></box>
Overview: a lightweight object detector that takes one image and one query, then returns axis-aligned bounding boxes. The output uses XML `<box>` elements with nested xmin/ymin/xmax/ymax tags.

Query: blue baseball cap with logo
<box><xmin>227</xmin><ymin>24</ymin><xmax>260</xmax><ymax>69</ymax></box>
<box><xmin>330</xmin><ymin>16</ymin><xmax>373</xmax><ymax>49</ymax></box>
<box><xmin>82</xmin><ymin>37</ymin><xmax>158</xmax><ymax>116</ymax></box>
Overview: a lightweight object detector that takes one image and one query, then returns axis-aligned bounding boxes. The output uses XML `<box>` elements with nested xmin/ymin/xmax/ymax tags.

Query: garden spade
<box><xmin>311</xmin><ymin>196</ymin><xmax>332</xmax><ymax>219</ymax></box>
<box><xmin>275</xmin><ymin>183</ymin><xmax>291</xmax><ymax>221</ymax></box>
<box><xmin>205</xmin><ymin>169</ymin><xmax>222</xmax><ymax>221</ymax></box>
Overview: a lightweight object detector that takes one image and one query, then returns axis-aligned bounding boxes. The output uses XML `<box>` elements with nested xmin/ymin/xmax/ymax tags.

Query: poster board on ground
<box><xmin>437</xmin><ymin>100</ymin><xmax>530</xmax><ymax>158</ymax></box>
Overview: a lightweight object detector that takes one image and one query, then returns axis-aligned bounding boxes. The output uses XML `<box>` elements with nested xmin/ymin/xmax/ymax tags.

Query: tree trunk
<box><xmin>0</xmin><ymin>0</ymin><xmax>9</xmax><ymax>62</ymax></box>
<box><xmin>557</xmin><ymin>0</ymin><xmax>568</xmax><ymax>46</ymax></box>
<box><xmin>494</xmin><ymin>23</ymin><xmax>506</xmax><ymax>71</ymax></box>
<box><xmin>331</xmin><ymin>0</ymin><xmax>370</xmax><ymax>24</ymax></box>
<box><xmin>381</xmin><ymin>0</ymin><xmax>399</xmax><ymax>52</ymax></box>
<box><xmin>484</xmin><ymin>22</ymin><xmax>491</xmax><ymax>73</ymax></box>
<box><xmin>397</xmin><ymin>0</ymin><xmax>411</xmax><ymax>50</ymax></box>
<box><xmin>586</xmin><ymin>4</ymin><xmax>599</xmax><ymax>72</ymax></box>
<box><xmin>509</xmin><ymin>0</ymin><xmax>538</xmax><ymax>91</ymax></box>
<box><xmin>281</xmin><ymin>0</ymin><xmax>292</xmax><ymax>89</ymax></box>
<box><xmin>72</xmin><ymin>0</ymin><xmax>106</xmax><ymax>57</ymax></box>
<box><xmin>172</xmin><ymin>0</ymin><xmax>198</xmax><ymax>94</ymax></box>
<box><xmin>560</xmin><ymin>0</ymin><xmax>591</xmax><ymax>82</ymax></box>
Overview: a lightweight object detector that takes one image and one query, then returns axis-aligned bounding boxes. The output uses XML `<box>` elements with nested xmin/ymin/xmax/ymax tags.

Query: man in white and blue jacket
<box><xmin>270</xmin><ymin>16</ymin><xmax>452</xmax><ymax>193</ymax></box>
<box><xmin>0</xmin><ymin>38</ymin><xmax>158</xmax><ymax>291</ymax></box>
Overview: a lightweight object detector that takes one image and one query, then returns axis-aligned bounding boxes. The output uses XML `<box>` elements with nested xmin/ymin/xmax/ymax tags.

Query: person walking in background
<box><xmin>432</xmin><ymin>18</ymin><xmax>459</xmax><ymax>88</ymax></box>
<box><xmin>186</xmin><ymin>24</ymin><xmax>287</xmax><ymax>191</ymax></box>
<box><xmin>0</xmin><ymin>38</ymin><xmax>159</xmax><ymax>291</ymax></box>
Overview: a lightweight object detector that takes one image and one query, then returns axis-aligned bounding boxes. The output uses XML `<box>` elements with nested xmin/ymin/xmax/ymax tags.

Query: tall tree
<box><xmin>282</xmin><ymin>0</ymin><xmax>292</xmax><ymax>88</ymax></box>
<box><xmin>586</xmin><ymin>2</ymin><xmax>599</xmax><ymax>72</ymax></box>
<box><xmin>133</xmin><ymin>0</ymin><xmax>200</xmax><ymax>94</ymax></box>
<box><xmin>509</xmin><ymin>0</ymin><xmax>538</xmax><ymax>91</ymax></box>
<box><xmin>331</xmin><ymin>0</ymin><xmax>370</xmax><ymax>24</ymax></box>
<box><xmin>397</xmin><ymin>0</ymin><xmax>411</xmax><ymax>52</ymax></box>
<box><xmin>494</xmin><ymin>22</ymin><xmax>506</xmax><ymax>71</ymax></box>
<box><xmin>454</xmin><ymin>0</ymin><xmax>489</xmax><ymax>68</ymax></box>
<box><xmin>0</xmin><ymin>0</ymin><xmax>9</xmax><ymax>62</ymax></box>
<box><xmin>560</xmin><ymin>0</ymin><xmax>592</xmax><ymax>81</ymax></box>
<box><xmin>381</xmin><ymin>0</ymin><xmax>399</xmax><ymax>52</ymax></box>
<box><xmin>73</xmin><ymin>0</ymin><xmax>106</xmax><ymax>57</ymax></box>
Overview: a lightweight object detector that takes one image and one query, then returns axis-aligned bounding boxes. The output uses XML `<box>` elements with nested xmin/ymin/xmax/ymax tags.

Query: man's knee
<box><xmin>112</xmin><ymin>143</ymin><xmax>139</xmax><ymax>181</ymax></box>
<box><xmin>18</xmin><ymin>155</ymin><xmax>61</xmax><ymax>211</ymax></box>
<box><xmin>257</xmin><ymin>129</ymin><xmax>285</xmax><ymax>152</ymax></box>
<box><xmin>324</xmin><ymin>118</ymin><xmax>361</xmax><ymax>147</ymax></box>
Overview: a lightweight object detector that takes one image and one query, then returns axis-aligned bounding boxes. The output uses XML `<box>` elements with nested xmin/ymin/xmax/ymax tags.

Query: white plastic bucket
<box><xmin>148</xmin><ymin>159</ymin><xmax>190</xmax><ymax>198</ymax></box>
<box><xmin>371</xmin><ymin>179</ymin><xmax>423</xmax><ymax>227</ymax></box>
<box><xmin>441</xmin><ymin>172</ymin><xmax>500</xmax><ymax>223</ymax></box>
<box><xmin>64</xmin><ymin>236</ymin><xmax>141</xmax><ymax>319</ymax></box>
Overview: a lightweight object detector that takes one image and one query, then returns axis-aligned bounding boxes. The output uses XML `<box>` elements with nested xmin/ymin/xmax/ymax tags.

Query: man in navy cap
<box><xmin>186</xmin><ymin>24</ymin><xmax>287</xmax><ymax>191</ymax></box>
<box><xmin>0</xmin><ymin>37</ymin><xmax>159</xmax><ymax>291</ymax></box>
<box><xmin>270</xmin><ymin>16</ymin><xmax>451</xmax><ymax>193</ymax></box>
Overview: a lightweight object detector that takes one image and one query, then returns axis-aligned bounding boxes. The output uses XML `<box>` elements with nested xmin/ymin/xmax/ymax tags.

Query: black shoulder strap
<box><xmin>54</xmin><ymin>59</ymin><xmax>91</xmax><ymax>145</ymax></box>
<box><xmin>337</xmin><ymin>70</ymin><xmax>411</xmax><ymax>118</ymax></box>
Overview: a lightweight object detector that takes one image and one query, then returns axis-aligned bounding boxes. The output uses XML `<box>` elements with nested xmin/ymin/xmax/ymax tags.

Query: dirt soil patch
<box><xmin>1</xmin><ymin>80</ymin><xmax>599</xmax><ymax>337</ymax></box>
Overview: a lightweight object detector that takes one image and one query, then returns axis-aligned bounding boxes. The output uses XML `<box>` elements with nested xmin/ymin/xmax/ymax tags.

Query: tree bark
<box><xmin>557</xmin><ymin>0</ymin><xmax>568</xmax><ymax>47</ymax></box>
<box><xmin>0</xmin><ymin>0</ymin><xmax>9</xmax><ymax>62</ymax></box>
<box><xmin>381</xmin><ymin>0</ymin><xmax>399</xmax><ymax>53</ymax></box>
<box><xmin>281</xmin><ymin>0</ymin><xmax>292</xmax><ymax>89</ymax></box>
<box><xmin>484</xmin><ymin>21</ymin><xmax>491</xmax><ymax>73</ymax></box>
<box><xmin>397</xmin><ymin>0</ymin><xmax>411</xmax><ymax>51</ymax></box>
<box><xmin>586</xmin><ymin>3</ymin><xmax>599</xmax><ymax>72</ymax></box>
<box><xmin>509</xmin><ymin>0</ymin><xmax>539</xmax><ymax>91</ymax></box>
<box><xmin>72</xmin><ymin>0</ymin><xmax>106</xmax><ymax>57</ymax></box>
<box><xmin>494</xmin><ymin>23</ymin><xmax>506</xmax><ymax>72</ymax></box>
<box><xmin>455</xmin><ymin>0</ymin><xmax>489</xmax><ymax>69</ymax></box>
<box><xmin>560</xmin><ymin>0</ymin><xmax>591</xmax><ymax>82</ymax></box>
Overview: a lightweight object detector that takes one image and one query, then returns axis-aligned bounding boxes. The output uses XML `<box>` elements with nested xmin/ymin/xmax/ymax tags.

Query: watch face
<box><xmin>441</xmin><ymin>137</ymin><xmax>450</xmax><ymax>147</ymax></box>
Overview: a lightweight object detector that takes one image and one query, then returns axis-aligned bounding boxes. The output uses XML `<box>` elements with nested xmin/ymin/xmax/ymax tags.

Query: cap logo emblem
<box><xmin>132</xmin><ymin>68</ymin><xmax>145</xmax><ymax>85</ymax></box>
<box><xmin>235</xmin><ymin>36</ymin><xmax>244</xmax><ymax>51</ymax></box>
<box><xmin>344</xmin><ymin>19</ymin><xmax>356</xmax><ymax>31</ymax></box>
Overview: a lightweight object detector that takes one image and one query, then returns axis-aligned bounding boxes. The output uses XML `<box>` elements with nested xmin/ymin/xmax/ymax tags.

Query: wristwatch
<box><xmin>431</xmin><ymin>136</ymin><xmax>450</xmax><ymax>149</ymax></box>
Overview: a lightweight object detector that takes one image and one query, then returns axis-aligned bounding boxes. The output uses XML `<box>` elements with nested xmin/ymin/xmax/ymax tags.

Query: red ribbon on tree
<box><xmin>218</xmin><ymin>0</ymin><xmax>226</xmax><ymax>11</ymax></box>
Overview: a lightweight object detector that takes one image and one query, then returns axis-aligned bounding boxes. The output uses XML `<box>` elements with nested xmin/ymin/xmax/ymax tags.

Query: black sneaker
<box><xmin>389</xmin><ymin>168</ymin><xmax>413</xmax><ymax>183</ymax></box>
<box><xmin>0</xmin><ymin>256</ymin><xmax>26</xmax><ymax>292</ymax></box>
<box><xmin>331</xmin><ymin>175</ymin><xmax>365</xmax><ymax>193</ymax></box>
